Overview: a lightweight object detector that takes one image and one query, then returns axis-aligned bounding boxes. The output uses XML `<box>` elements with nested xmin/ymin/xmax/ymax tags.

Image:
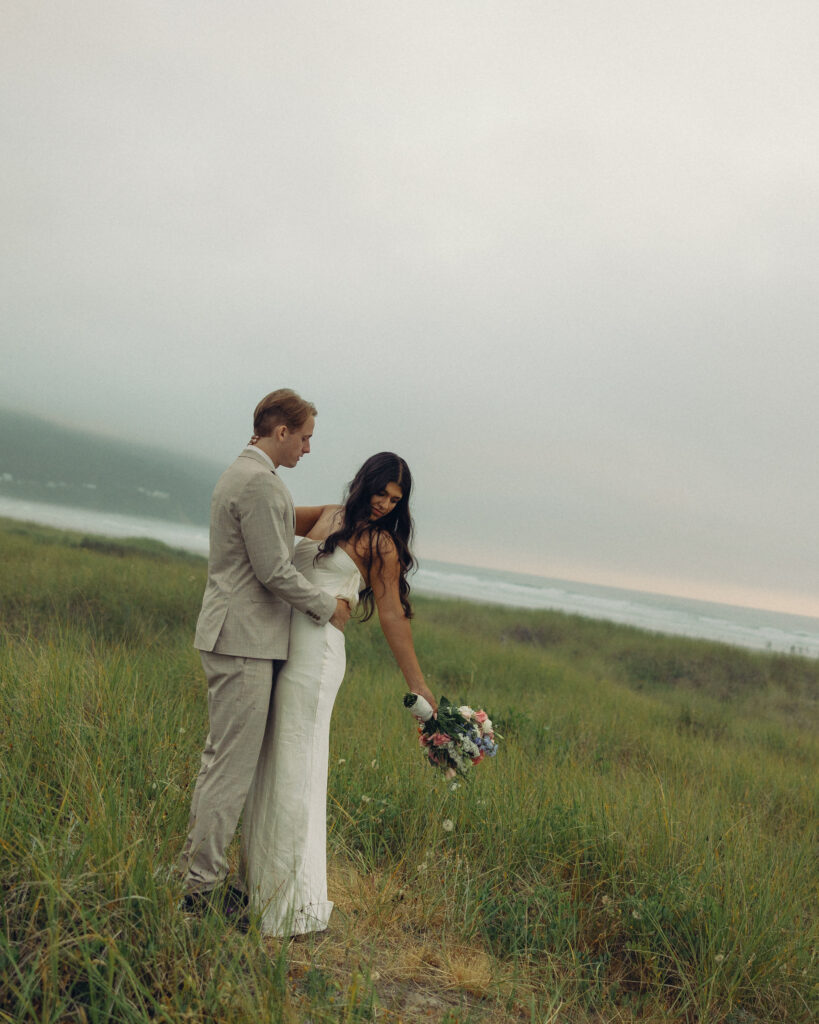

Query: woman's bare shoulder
<box><xmin>352</xmin><ymin>527</ymin><xmax>398</xmax><ymax>563</ymax></box>
<box><xmin>305</xmin><ymin>504</ymin><xmax>344</xmax><ymax>540</ymax></box>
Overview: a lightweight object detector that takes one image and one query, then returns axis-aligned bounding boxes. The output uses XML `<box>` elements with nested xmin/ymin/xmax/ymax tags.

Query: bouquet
<box><xmin>403</xmin><ymin>693</ymin><xmax>499</xmax><ymax>780</ymax></box>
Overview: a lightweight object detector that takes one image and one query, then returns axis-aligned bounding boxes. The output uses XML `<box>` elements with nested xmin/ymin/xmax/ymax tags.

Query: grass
<box><xmin>0</xmin><ymin>516</ymin><xmax>816</xmax><ymax>1022</ymax></box>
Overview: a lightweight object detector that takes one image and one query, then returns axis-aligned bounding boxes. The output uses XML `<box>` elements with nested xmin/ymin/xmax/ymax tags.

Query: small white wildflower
<box><xmin>631</xmin><ymin>910</ymin><xmax>641</xmax><ymax>920</ymax></box>
<box><xmin>715</xmin><ymin>954</ymin><xmax>725</xmax><ymax>963</ymax></box>
<box><xmin>178</xmin><ymin>727</ymin><xmax>185</xmax><ymax>734</ymax></box>
<box><xmin>442</xmin><ymin>819</ymin><xmax>455</xmax><ymax>832</ymax></box>
<box><xmin>151</xmin><ymin>782</ymin><xmax>157</xmax><ymax>790</ymax></box>
<box><xmin>448</xmin><ymin>782</ymin><xmax>461</xmax><ymax>792</ymax></box>
<box><xmin>337</xmin><ymin>758</ymin><xmax>346</xmax><ymax>765</ymax></box>
<box><xmin>371</xmin><ymin>759</ymin><xmax>378</xmax><ymax>768</ymax></box>
<box><xmin>360</xmin><ymin>795</ymin><xmax>371</xmax><ymax>803</ymax></box>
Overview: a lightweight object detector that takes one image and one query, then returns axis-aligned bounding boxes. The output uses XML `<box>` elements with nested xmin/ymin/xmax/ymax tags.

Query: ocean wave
<box><xmin>2</xmin><ymin>495</ymin><xmax>817</xmax><ymax>657</ymax></box>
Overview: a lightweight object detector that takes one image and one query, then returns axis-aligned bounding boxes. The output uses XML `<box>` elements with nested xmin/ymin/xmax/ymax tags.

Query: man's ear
<box><xmin>275</xmin><ymin>423</ymin><xmax>288</xmax><ymax>442</ymax></box>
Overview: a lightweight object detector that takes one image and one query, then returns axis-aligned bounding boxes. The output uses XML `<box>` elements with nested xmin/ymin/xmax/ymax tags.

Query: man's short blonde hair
<box><xmin>253</xmin><ymin>389</ymin><xmax>317</xmax><ymax>437</ymax></box>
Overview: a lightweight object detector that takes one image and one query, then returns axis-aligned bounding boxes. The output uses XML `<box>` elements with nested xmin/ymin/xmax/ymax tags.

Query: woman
<box><xmin>241</xmin><ymin>452</ymin><xmax>437</xmax><ymax>937</ymax></box>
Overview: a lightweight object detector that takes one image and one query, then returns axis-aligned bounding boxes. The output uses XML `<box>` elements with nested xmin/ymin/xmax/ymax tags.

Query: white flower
<box><xmin>481</xmin><ymin>719</ymin><xmax>493</xmax><ymax>735</ymax></box>
<box><xmin>458</xmin><ymin>706</ymin><xmax>474</xmax><ymax>719</ymax></box>
<box><xmin>442</xmin><ymin>819</ymin><xmax>455</xmax><ymax>832</ymax></box>
<box><xmin>715</xmin><ymin>953</ymin><xmax>725</xmax><ymax>963</ymax></box>
<box><xmin>337</xmin><ymin>758</ymin><xmax>346</xmax><ymax>765</ymax></box>
<box><xmin>361</xmin><ymin>795</ymin><xmax>371</xmax><ymax>803</ymax></box>
<box><xmin>451</xmin><ymin>750</ymin><xmax>469</xmax><ymax>770</ymax></box>
<box><xmin>371</xmin><ymin>759</ymin><xmax>378</xmax><ymax>768</ymax></box>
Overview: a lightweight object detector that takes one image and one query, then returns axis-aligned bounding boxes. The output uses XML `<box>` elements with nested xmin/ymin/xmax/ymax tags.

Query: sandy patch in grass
<box><xmin>260</xmin><ymin>860</ymin><xmax>552</xmax><ymax>1022</ymax></box>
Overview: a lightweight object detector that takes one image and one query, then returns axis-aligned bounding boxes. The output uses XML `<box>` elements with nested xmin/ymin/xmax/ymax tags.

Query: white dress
<box><xmin>241</xmin><ymin>538</ymin><xmax>362</xmax><ymax>936</ymax></box>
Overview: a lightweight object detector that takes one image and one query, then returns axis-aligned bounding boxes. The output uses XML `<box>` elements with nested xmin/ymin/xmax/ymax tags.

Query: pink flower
<box><xmin>474</xmin><ymin>710</ymin><xmax>488</xmax><ymax>724</ymax></box>
<box><xmin>431</xmin><ymin>732</ymin><xmax>452</xmax><ymax>747</ymax></box>
<box><xmin>419</xmin><ymin>733</ymin><xmax>431</xmax><ymax>747</ymax></box>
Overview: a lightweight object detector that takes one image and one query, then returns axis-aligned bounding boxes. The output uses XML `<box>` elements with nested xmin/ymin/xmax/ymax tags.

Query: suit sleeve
<box><xmin>239</xmin><ymin>473</ymin><xmax>337</xmax><ymax>624</ymax></box>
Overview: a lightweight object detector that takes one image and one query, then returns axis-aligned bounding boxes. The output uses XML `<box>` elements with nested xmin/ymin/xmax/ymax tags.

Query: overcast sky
<box><xmin>2</xmin><ymin>2</ymin><xmax>817</xmax><ymax>616</ymax></box>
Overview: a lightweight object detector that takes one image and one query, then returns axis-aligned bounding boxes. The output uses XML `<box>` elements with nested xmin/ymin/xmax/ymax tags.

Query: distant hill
<box><xmin>0</xmin><ymin>408</ymin><xmax>222</xmax><ymax>524</ymax></box>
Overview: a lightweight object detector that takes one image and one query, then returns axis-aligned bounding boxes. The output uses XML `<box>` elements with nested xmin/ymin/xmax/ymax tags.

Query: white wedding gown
<box><xmin>242</xmin><ymin>538</ymin><xmax>362</xmax><ymax>936</ymax></box>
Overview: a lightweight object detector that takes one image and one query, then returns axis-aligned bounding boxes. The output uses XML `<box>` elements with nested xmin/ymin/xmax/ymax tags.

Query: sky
<box><xmin>2</xmin><ymin>1</ymin><xmax>818</xmax><ymax>617</ymax></box>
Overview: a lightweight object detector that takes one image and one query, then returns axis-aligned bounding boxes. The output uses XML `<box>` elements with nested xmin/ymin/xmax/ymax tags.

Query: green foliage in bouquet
<box><xmin>404</xmin><ymin>692</ymin><xmax>499</xmax><ymax>778</ymax></box>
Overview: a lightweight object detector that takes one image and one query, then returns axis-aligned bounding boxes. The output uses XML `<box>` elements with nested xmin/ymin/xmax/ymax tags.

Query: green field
<box><xmin>1</xmin><ymin>518</ymin><xmax>816</xmax><ymax>1023</ymax></box>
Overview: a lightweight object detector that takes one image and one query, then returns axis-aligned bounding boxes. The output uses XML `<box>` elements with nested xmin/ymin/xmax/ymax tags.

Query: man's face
<box><xmin>279</xmin><ymin>415</ymin><xmax>315</xmax><ymax>468</ymax></box>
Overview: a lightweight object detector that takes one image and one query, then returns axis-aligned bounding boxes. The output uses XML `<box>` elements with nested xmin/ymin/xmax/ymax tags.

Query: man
<box><xmin>179</xmin><ymin>388</ymin><xmax>350</xmax><ymax>916</ymax></box>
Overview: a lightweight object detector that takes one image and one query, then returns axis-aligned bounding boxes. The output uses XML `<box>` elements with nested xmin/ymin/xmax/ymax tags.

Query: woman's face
<box><xmin>369</xmin><ymin>481</ymin><xmax>403</xmax><ymax>520</ymax></box>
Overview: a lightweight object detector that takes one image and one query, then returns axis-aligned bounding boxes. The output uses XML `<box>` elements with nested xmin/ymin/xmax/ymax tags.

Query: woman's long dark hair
<box><xmin>319</xmin><ymin>452</ymin><xmax>415</xmax><ymax>622</ymax></box>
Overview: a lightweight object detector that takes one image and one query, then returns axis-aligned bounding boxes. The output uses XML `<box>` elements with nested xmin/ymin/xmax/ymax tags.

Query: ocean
<box><xmin>3</xmin><ymin>495</ymin><xmax>818</xmax><ymax>659</ymax></box>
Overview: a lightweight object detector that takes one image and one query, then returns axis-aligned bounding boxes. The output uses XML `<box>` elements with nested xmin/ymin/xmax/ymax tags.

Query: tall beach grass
<box><xmin>1</xmin><ymin>518</ymin><xmax>816</xmax><ymax>1022</ymax></box>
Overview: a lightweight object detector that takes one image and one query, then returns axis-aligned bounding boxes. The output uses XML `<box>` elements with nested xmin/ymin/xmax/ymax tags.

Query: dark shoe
<box><xmin>178</xmin><ymin>890</ymin><xmax>211</xmax><ymax>915</ymax></box>
<box><xmin>179</xmin><ymin>884</ymin><xmax>247</xmax><ymax>918</ymax></box>
<box><xmin>226</xmin><ymin>886</ymin><xmax>250</xmax><ymax>932</ymax></box>
<box><xmin>180</xmin><ymin>884</ymin><xmax>248</xmax><ymax>931</ymax></box>
<box><xmin>216</xmin><ymin>886</ymin><xmax>250</xmax><ymax>931</ymax></box>
<box><xmin>222</xmin><ymin>884</ymin><xmax>249</xmax><ymax>915</ymax></box>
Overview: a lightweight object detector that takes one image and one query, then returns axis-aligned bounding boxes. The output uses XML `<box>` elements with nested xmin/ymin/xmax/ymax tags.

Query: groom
<box><xmin>179</xmin><ymin>388</ymin><xmax>350</xmax><ymax>915</ymax></box>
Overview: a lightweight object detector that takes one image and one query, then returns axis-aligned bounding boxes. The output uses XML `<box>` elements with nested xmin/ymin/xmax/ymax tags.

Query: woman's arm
<box><xmin>369</xmin><ymin>536</ymin><xmax>438</xmax><ymax>713</ymax></box>
<box><xmin>295</xmin><ymin>505</ymin><xmax>342</xmax><ymax>537</ymax></box>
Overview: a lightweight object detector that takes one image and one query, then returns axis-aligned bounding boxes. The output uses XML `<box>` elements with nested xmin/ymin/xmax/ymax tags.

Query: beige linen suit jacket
<box><xmin>194</xmin><ymin>448</ymin><xmax>336</xmax><ymax>659</ymax></box>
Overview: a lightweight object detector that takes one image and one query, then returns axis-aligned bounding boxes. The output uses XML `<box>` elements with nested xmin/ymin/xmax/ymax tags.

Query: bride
<box><xmin>241</xmin><ymin>451</ymin><xmax>438</xmax><ymax>937</ymax></box>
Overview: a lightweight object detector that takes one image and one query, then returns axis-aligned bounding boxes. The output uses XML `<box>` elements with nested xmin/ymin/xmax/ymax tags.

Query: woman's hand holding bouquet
<box><xmin>403</xmin><ymin>693</ymin><xmax>499</xmax><ymax>780</ymax></box>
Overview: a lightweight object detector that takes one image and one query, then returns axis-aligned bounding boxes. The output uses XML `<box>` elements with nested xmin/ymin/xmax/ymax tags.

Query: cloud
<box><xmin>1</xmin><ymin>1</ymin><xmax>817</xmax><ymax>614</ymax></box>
